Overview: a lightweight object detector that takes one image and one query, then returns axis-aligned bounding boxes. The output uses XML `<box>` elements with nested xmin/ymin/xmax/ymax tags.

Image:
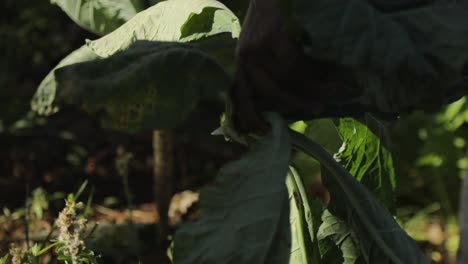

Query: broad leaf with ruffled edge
<box><xmin>32</xmin><ymin>0</ymin><xmax>240</xmax><ymax>131</ymax></box>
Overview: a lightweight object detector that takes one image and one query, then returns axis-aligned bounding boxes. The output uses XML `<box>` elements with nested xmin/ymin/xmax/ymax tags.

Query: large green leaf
<box><xmin>335</xmin><ymin>117</ymin><xmax>396</xmax><ymax>209</ymax></box>
<box><xmin>290</xmin><ymin>0</ymin><xmax>468</xmax><ymax>114</ymax></box>
<box><xmin>87</xmin><ymin>0</ymin><xmax>240</xmax><ymax>57</ymax></box>
<box><xmin>52</xmin><ymin>41</ymin><xmax>229</xmax><ymax>132</ymax></box>
<box><xmin>174</xmin><ymin>113</ymin><xmax>291</xmax><ymax>264</ymax></box>
<box><xmin>290</xmin><ymin>130</ymin><xmax>429</xmax><ymax>264</ymax></box>
<box><xmin>51</xmin><ymin>0</ymin><xmax>146</xmax><ymax>35</ymax></box>
<box><xmin>32</xmin><ymin>0</ymin><xmax>239</xmax><ymax>131</ymax></box>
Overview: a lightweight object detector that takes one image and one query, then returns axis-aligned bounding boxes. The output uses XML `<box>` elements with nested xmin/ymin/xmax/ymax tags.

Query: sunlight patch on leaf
<box><xmin>287</xmin><ymin>167</ymin><xmax>322</xmax><ymax>264</ymax></box>
<box><xmin>336</xmin><ymin>117</ymin><xmax>396</xmax><ymax>209</ymax></box>
<box><xmin>51</xmin><ymin>0</ymin><xmax>146</xmax><ymax>35</ymax></box>
<box><xmin>87</xmin><ymin>0</ymin><xmax>240</xmax><ymax>57</ymax></box>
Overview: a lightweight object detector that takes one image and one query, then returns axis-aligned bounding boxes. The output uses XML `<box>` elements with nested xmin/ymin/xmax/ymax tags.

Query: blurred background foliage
<box><xmin>0</xmin><ymin>0</ymin><xmax>467</xmax><ymax>263</ymax></box>
<box><xmin>0</xmin><ymin>0</ymin><xmax>242</xmax><ymax>213</ymax></box>
<box><xmin>1</xmin><ymin>0</ymin><xmax>96</xmax><ymax>125</ymax></box>
<box><xmin>0</xmin><ymin>2</ymin><xmax>246</xmax><ymax>262</ymax></box>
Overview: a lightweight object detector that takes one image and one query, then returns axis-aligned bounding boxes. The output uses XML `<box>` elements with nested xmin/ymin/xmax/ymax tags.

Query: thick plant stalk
<box><xmin>457</xmin><ymin>150</ymin><xmax>468</xmax><ymax>264</ymax></box>
<box><xmin>153</xmin><ymin>130</ymin><xmax>175</xmax><ymax>261</ymax></box>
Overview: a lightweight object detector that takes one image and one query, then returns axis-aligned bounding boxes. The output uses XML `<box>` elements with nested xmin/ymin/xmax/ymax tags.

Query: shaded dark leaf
<box><xmin>174</xmin><ymin>113</ymin><xmax>291</xmax><ymax>264</ymax></box>
<box><xmin>290</xmin><ymin>0</ymin><xmax>468</xmax><ymax>114</ymax></box>
<box><xmin>54</xmin><ymin>41</ymin><xmax>229</xmax><ymax>132</ymax></box>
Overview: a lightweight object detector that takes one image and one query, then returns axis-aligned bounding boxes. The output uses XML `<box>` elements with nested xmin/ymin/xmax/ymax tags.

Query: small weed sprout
<box><xmin>7</xmin><ymin>243</ymin><xmax>39</xmax><ymax>264</ymax></box>
<box><xmin>0</xmin><ymin>254</ymin><xmax>9</xmax><ymax>264</ymax></box>
<box><xmin>54</xmin><ymin>194</ymin><xmax>97</xmax><ymax>264</ymax></box>
<box><xmin>9</xmin><ymin>244</ymin><xmax>26</xmax><ymax>264</ymax></box>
